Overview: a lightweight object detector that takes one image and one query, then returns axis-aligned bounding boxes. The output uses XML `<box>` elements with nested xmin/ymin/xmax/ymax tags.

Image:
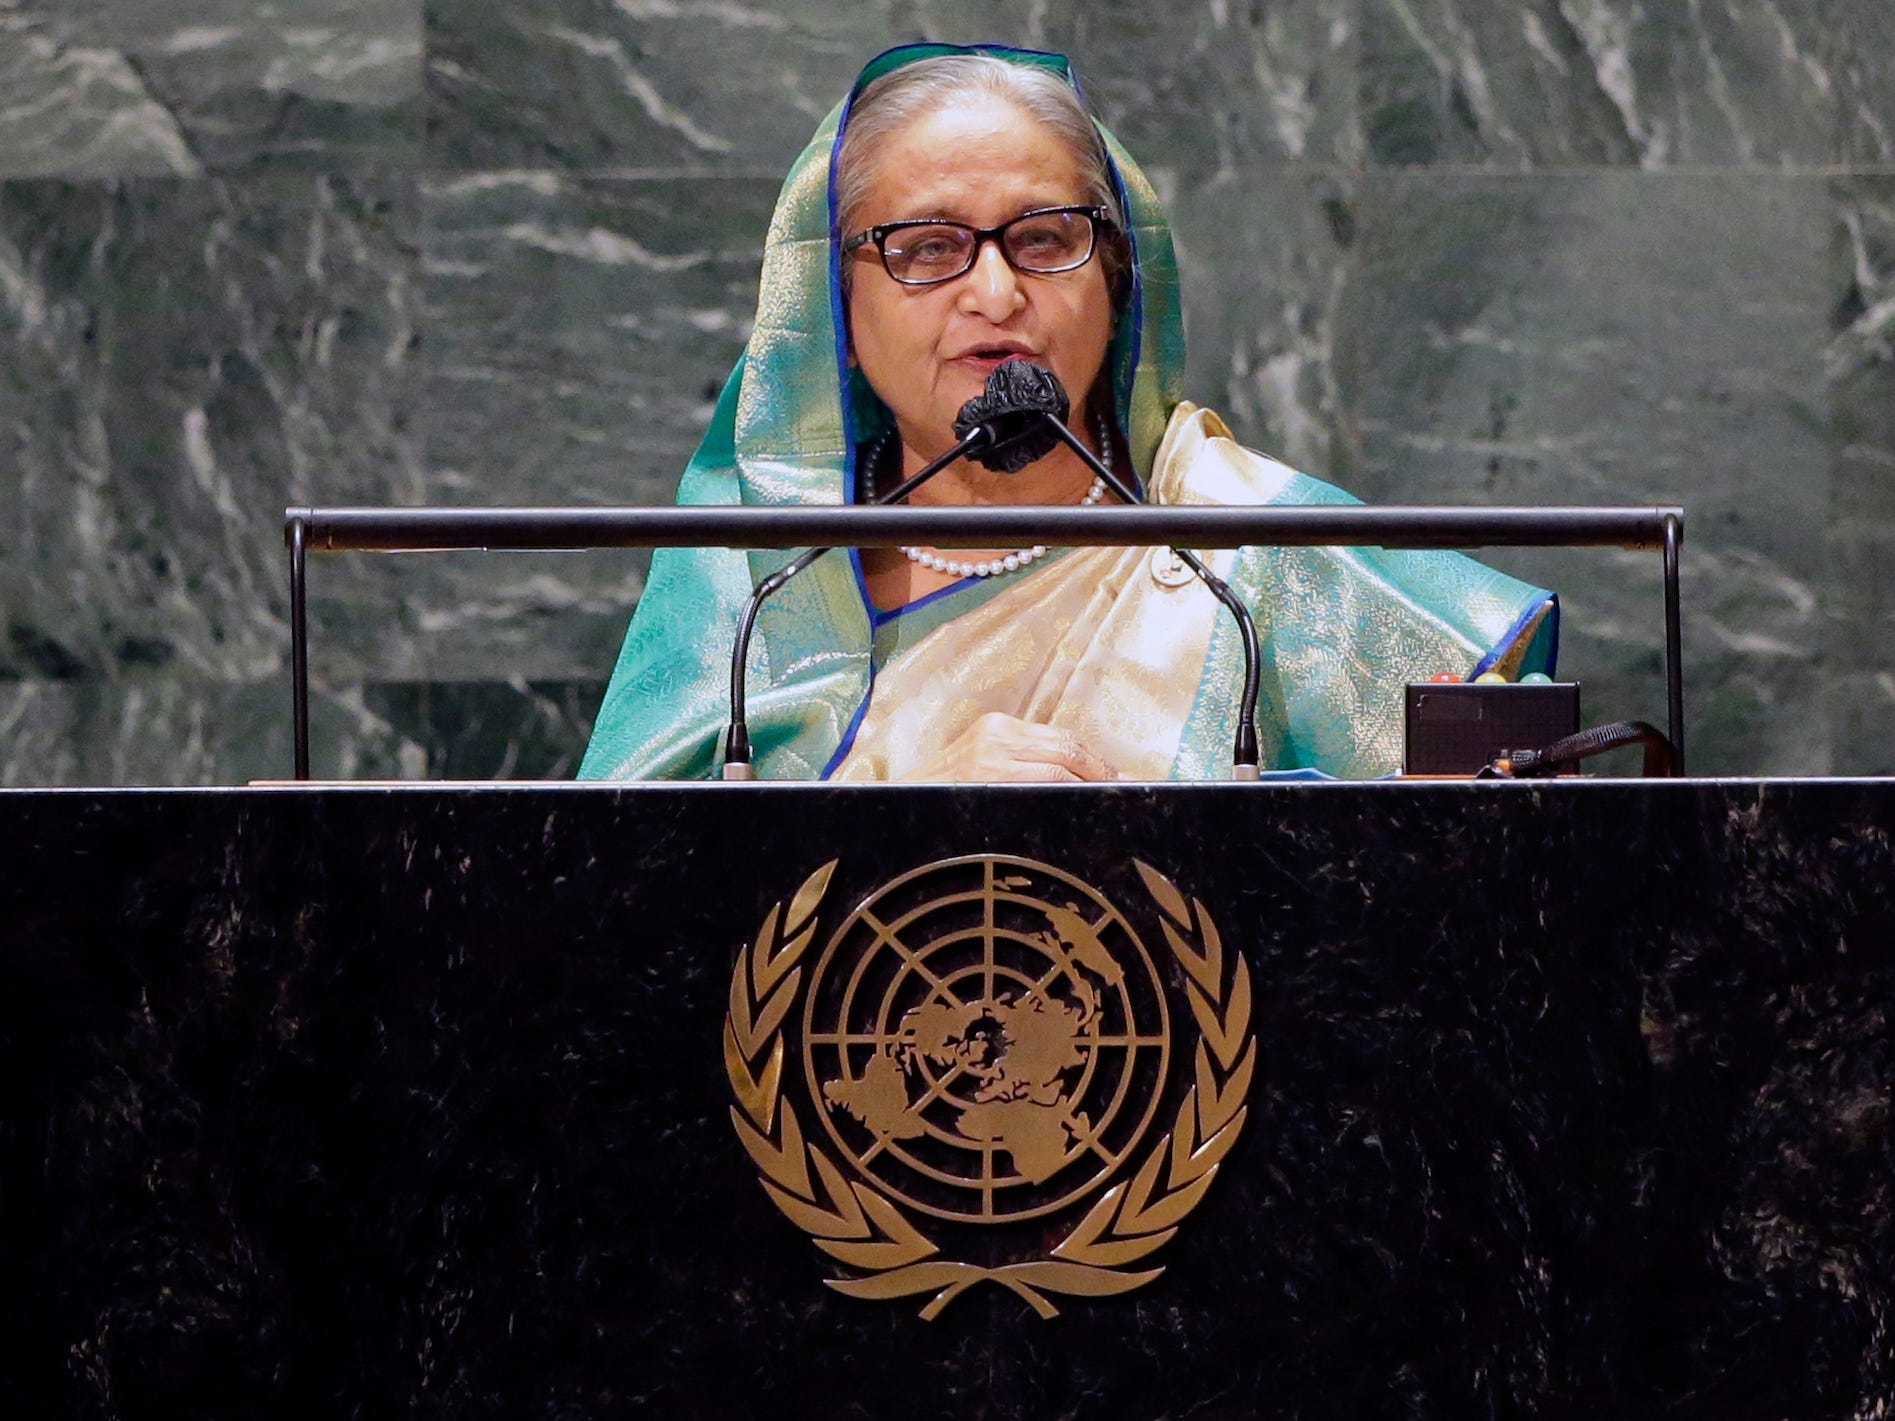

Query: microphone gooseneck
<box><xmin>1004</xmin><ymin>364</ymin><xmax>1265</xmax><ymax>779</ymax></box>
<box><xmin>721</xmin><ymin>428</ymin><xmax>988</xmax><ymax>778</ymax></box>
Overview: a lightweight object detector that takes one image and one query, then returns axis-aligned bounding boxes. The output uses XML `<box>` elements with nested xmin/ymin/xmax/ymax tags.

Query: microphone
<box><xmin>996</xmin><ymin>364</ymin><xmax>1266</xmax><ymax>780</ymax></box>
<box><xmin>951</xmin><ymin>359</ymin><xmax>1067</xmax><ymax>473</ymax></box>
<box><xmin>721</xmin><ymin>364</ymin><xmax>1048</xmax><ymax>779</ymax></box>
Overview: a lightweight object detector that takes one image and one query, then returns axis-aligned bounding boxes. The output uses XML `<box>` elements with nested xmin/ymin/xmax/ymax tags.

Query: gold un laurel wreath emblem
<box><xmin>724</xmin><ymin>854</ymin><xmax>1255</xmax><ymax>1319</ymax></box>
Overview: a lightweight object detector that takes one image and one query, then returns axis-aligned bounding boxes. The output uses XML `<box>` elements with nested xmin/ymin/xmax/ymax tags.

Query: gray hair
<box><xmin>835</xmin><ymin>55</ymin><xmax>1127</xmax><ymax>242</ymax></box>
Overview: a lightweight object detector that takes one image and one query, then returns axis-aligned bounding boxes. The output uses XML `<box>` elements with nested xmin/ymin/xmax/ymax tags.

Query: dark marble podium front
<box><xmin>0</xmin><ymin>782</ymin><xmax>1888</xmax><ymax>1419</ymax></box>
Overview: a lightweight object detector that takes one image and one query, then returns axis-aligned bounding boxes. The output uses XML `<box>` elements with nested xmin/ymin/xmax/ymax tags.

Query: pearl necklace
<box><xmin>894</xmin><ymin>418</ymin><xmax>1115</xmax><ymax>580</ymax></box>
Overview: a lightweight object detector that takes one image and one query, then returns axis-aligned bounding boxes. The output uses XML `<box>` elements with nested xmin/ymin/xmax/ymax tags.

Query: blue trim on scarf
<box><xmin>821</xmin><ymin>550</ymin><xmax>982</xmax><ymax>778</ymax></box>
<box><xmin>1107</xmin><ymin>160</ymin><xmax>1143</xmax><ymax>485</ymax></box>
<box><xmin>869</xmin><ymin>571</ymin><xmax>980</xmax><ymax>627</ymax></box>
<box><xmin>852</xmin><ymin>42</ymin><xmax>1078</xmax><ymax>97</ymax></box>
<box><xmin>822</xmin><ymin>542</ymin><xmax>980</xmax><ymax>781</ymax></box>
<box><xmin>830</xmin><ymin>95</ymin><xmax>858</xmax><ymax>505</ymax></box>
<box><xmin>1469</xmin><ymin>592</ymin><xmax>1560</xmax><ymax>679</ymax></box>
<box><xmin>820</xmin><ymin>678</ymin><xmax>875</xmax><ymax>780</ymax></box>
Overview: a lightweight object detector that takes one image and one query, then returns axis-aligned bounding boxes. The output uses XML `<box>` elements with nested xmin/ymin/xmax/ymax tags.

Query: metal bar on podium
<box><xmin>288</xmin><ymin>505</ymin><xmax>1677</xmax><ymax>554</ymax></box>
<box><xmin>289</xmin><ymin>515</ymin><xmax>309</xmax><ymax>781</ymax></box>
<box><xmin>1663</xmin><ymin>514</ymin><xmax>1685</xmax><ymax>772</ymax></box>
<box><xmin>283</xmin><ymin>504</ymin><xmax>1686</xmax><ymax>781</ymax></box>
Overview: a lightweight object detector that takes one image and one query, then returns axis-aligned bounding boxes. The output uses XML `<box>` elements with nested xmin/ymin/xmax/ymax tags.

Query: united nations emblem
<box><xmin>724</xmin><ymin>855</ymin><xmax>1254</xmax><ymax>1319</ymax></box>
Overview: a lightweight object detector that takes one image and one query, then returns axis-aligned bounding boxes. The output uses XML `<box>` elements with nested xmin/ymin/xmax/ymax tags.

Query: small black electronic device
<box><xmin>1404</xmin><ymin>681</ymin><xmax>1581</xmax><ymax>775</ymax></box>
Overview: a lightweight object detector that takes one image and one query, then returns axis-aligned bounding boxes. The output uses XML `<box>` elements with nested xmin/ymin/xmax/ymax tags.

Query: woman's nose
<box><xmin>957</xmin><ymin>239</ymin><xmax>1025</xmax><ymax>320</ymax></box>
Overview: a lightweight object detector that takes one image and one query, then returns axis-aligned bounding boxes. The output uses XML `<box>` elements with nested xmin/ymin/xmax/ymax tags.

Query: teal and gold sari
<box><xmin>578</xmin><ymin>44</ymin><xmax>1554</xmax><ymax>783</ymax></box>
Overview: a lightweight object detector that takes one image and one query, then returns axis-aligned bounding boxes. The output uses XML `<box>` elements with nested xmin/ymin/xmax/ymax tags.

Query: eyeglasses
<box><xmin>841</xmin><ymin>205</ymin><xmax>1114</xmax><ymax>286</ymax></box>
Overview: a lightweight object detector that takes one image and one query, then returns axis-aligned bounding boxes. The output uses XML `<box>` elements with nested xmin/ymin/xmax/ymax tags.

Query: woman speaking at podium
<box><xmin>579</xmin><ymin>44</ymin><xmax>1556</xmax><ymax>783</ymax></box>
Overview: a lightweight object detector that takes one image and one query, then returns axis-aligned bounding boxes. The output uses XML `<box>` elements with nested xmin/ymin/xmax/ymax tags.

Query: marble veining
<box><xmin>1337</xmin><ymin>170</ymin><xmax>1835</xmax><ymax>773</ymax></box>
<box><xmin>1822</xmin><ymin>176</ymin><xmax>1895</xmax><ymax>773</ymax></box>
<box><xmin>0</xmin><ymin>1</ymin><xmax>422</xmax><ymax>176</ymax></box>
<box><xmin>1359</xmin><ymin>0</ymin><xmax>1874</xmax><ymax>167</ymax></box>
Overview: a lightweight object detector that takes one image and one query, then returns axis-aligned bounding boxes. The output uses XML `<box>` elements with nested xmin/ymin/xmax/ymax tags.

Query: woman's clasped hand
<box><xmin>904</xmin><ymin>713</ymin><xmax>1120</xmax><ymax>784</ymax></box>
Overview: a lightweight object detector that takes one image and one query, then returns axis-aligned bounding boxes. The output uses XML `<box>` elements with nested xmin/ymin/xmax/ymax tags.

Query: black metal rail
<box><xmin>288</xmin><ymin>504</ymin><xmax>1679</xmax><ymax>553</ymax></box>
<box><xmin>283</xmin><ymin>504</ymin><xmax>1686</xmax><ymax>778</ymax></box>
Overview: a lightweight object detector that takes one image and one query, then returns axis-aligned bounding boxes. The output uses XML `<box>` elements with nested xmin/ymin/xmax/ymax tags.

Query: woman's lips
<box><xmin>949</xmin><ymin>349</ymin><xmax>1039</xmax><ymax>373</ymax></box>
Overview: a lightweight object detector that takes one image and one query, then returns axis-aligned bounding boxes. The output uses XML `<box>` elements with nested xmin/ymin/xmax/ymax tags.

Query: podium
<box><xmin>1</xmin><ymin>781</ymin><xmax>1888</xmax><ymax>1417</ymax></box>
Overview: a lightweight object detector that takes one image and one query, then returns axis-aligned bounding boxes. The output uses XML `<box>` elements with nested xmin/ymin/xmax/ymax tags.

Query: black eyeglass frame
<box><xmin>840</xmin><ymin>205</ymin><xmax>1116</xmax><ymax>286</ymax></box>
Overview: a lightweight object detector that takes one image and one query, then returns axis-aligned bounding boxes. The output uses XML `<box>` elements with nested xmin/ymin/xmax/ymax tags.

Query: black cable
<box><xmin>1505</xmin><ymin>720</ymin><xmax>1675</xmax><ymax>778</ymax></box>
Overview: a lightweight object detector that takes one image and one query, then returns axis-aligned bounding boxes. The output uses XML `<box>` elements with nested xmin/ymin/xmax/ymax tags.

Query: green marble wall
<box><xmin>1</xmin><ymin>0</ymin><xmax>1889</xmax><ymax>782</ymax></box>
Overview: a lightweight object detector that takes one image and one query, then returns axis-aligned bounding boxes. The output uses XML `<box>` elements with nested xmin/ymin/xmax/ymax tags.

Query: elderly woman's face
<box><xmin>845</xmin><ymin>97</ymin><xmax>1114</xmax><ymax>459</ymax></box>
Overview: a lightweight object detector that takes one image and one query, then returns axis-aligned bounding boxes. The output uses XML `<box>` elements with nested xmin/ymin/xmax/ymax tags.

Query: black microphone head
<box><xmin>951</xmin><ymin>360</ymin><xmax>1070</xmax><ymax>473</ymax></box>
